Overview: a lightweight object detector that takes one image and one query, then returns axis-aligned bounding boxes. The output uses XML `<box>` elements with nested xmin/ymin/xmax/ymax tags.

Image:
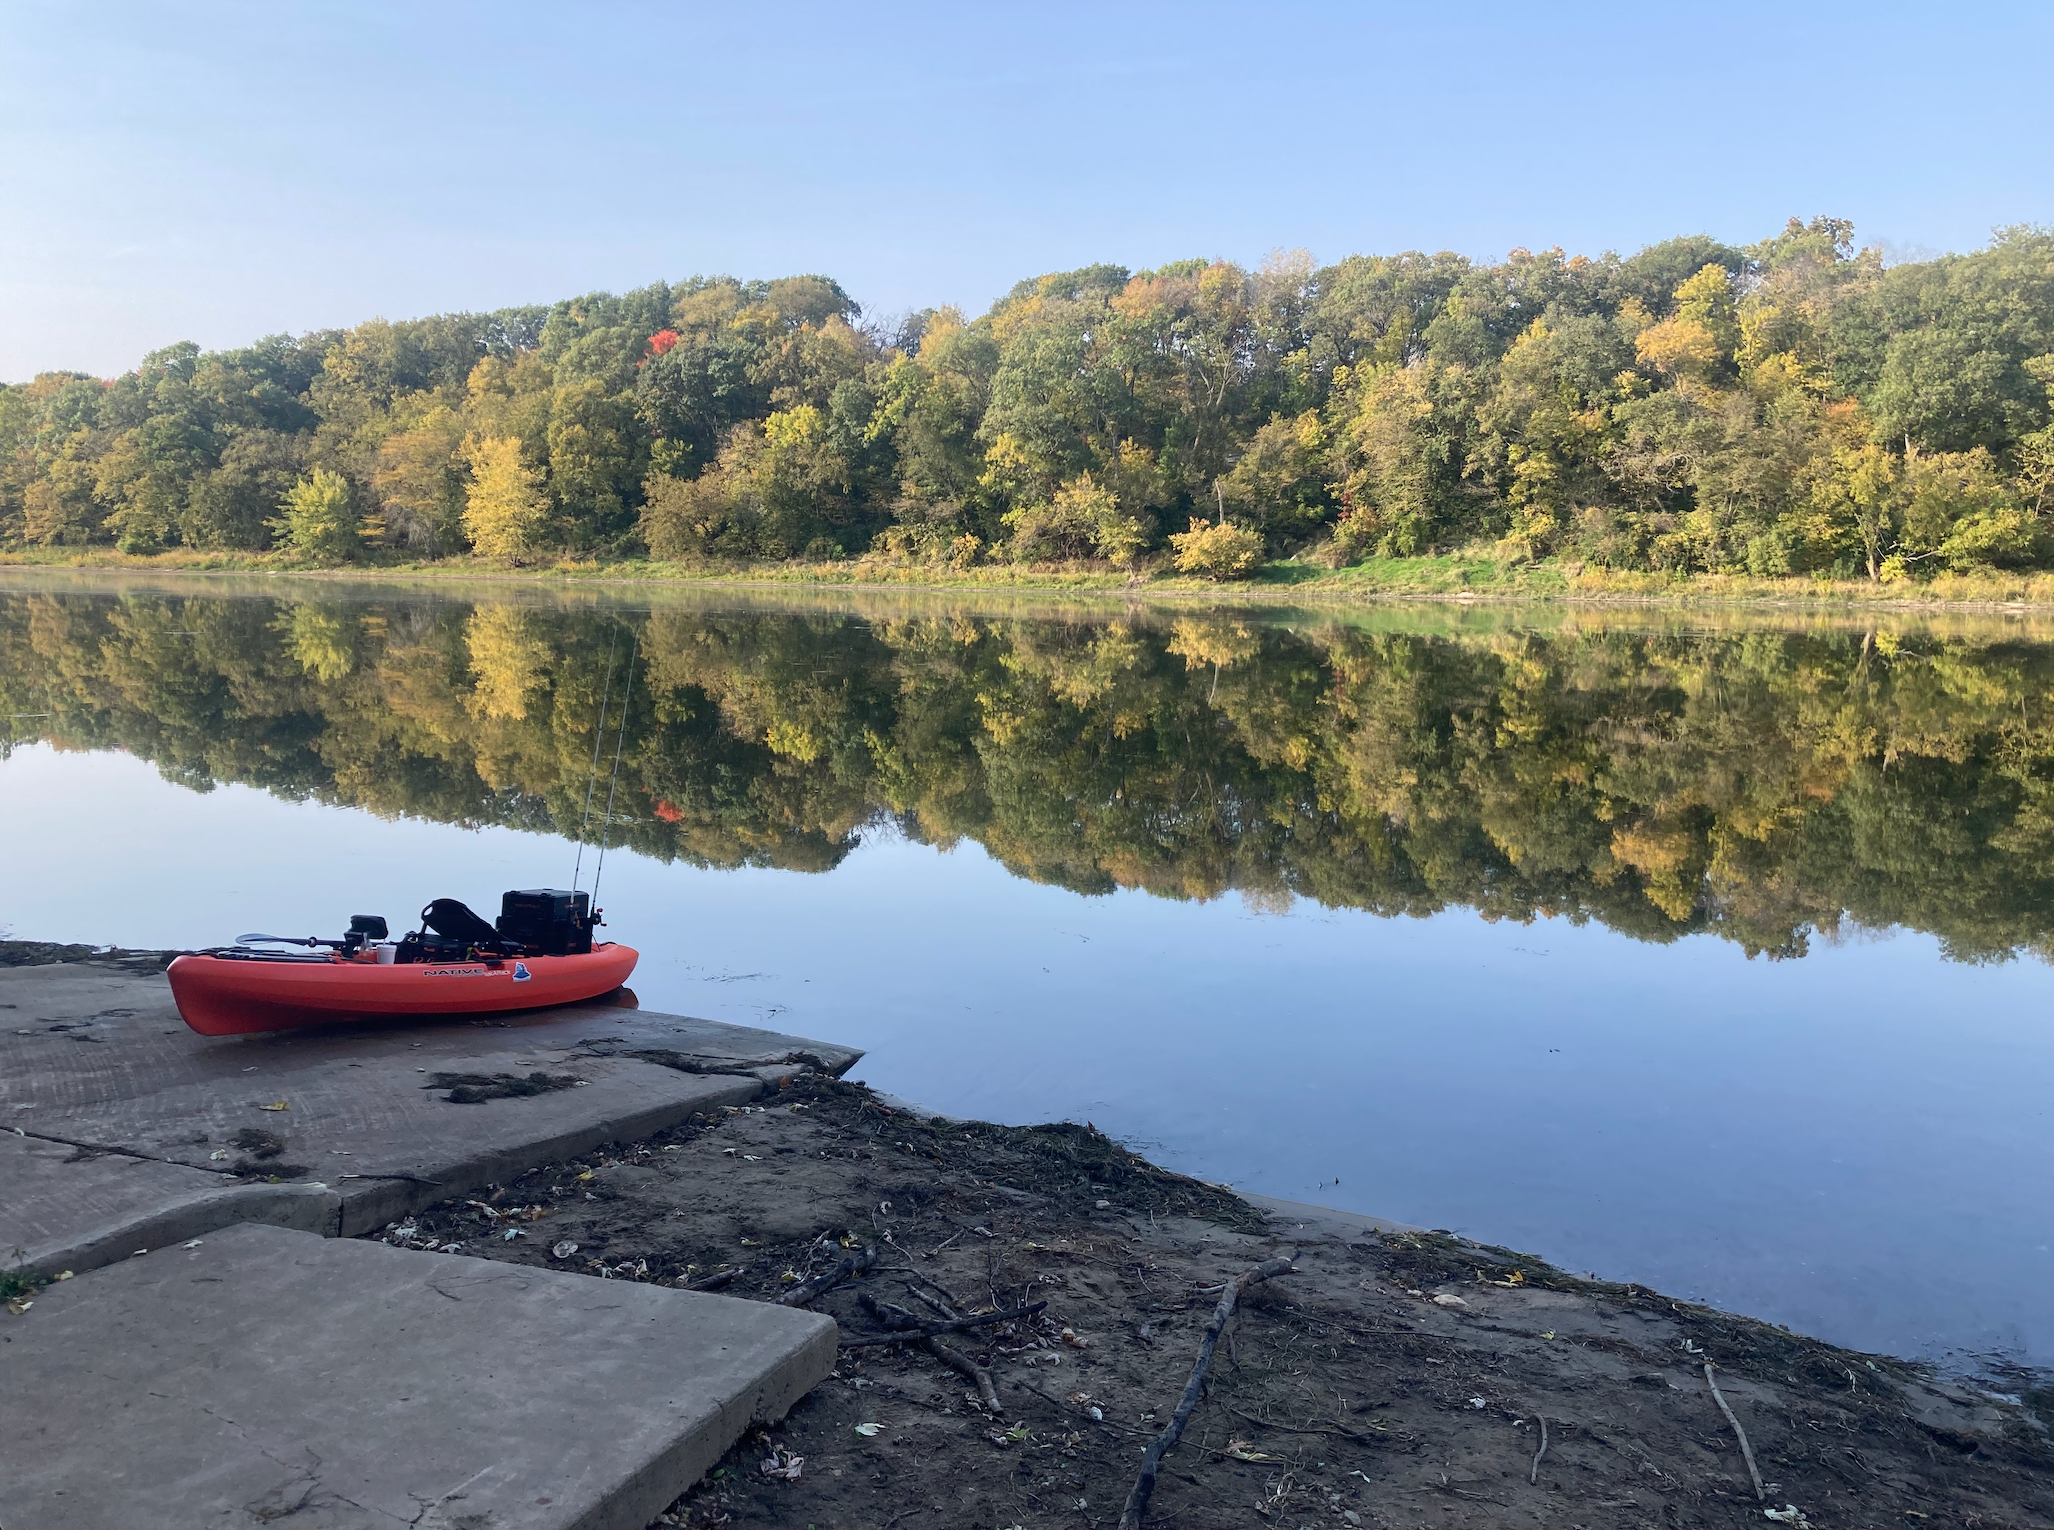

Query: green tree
<box><xmin>268</xmin><ymin>469</ymin><xmax>366</xmax><ymax>562</ymax></box>
<box><xmin>373</xmin><ymin>404</ymin><xmax>468</xmax><ymax>554</ymax></box>
<box><xmin>188</xmin><ymin>430</ymin><xmax>303</xmax><ymax>550</ymax></box>
<box><xmin>1003</xmin><ymin>473</ymin><xmax>1150</xmax><ymax>564</ymax></box>
<box><xmin>1814</xmin><ymin>441</ymin><xmax>1899</xmax><ymax>580</ymax></box>
<box><xmin>12</xmin><ymin>228</ymin><xmax>2054</xmax><ymax>583</ymax></box>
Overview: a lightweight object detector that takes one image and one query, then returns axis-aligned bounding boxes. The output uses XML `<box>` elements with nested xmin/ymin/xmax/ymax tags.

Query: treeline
<box><xmin>4</xmin><ymin>219</ymin><xmax>2053</xmax><ymax>579</ymax></box>
<box><xmin>8</xmin><ymin>589</ymin><xmax>2054</xmax><ymax>962</ymax></box>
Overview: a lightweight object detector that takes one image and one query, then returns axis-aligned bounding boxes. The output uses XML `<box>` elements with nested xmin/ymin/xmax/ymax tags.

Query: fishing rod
<box><xmin>588</xmin><ymin>627</ymin><xmax>639</xmax><ymax>916</ymax></box>
<box><xmin>571</xmin><ymin>625</ymin><xmax>622</xmax><ymax>896</ymax></box>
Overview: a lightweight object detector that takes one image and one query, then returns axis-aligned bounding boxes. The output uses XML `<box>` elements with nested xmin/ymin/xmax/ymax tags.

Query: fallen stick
<box><xmin>685</xmin><ymin>1268</ymin><xmax>739</xmax><ymax>1292</ymax></box>
<box><xmin>928</xmin><ymin>1334</ymin><xmax>1003</xmax><ymax>1414</ymax></box>
<box><xmin>1225</xmin><ymin>1406</ymin><xmax>1391</xmax><ymax>1448</ymax></box>
<box><xmin>898</xmin><ymin>1273</ymin><xmax>966</xmax><ymax>1320</ymax></box>
<box><xmin>860</xmin><ymin>1293</ymin><xmax>1006</xmax><ymax>1413</ymax></box>
<box><xmin>1118</xmin><ymin>1256</ymin><xmax>1295</xmax><ymax>1530</ymax></box>
<box><xmin>839</xmin><ymin>1300</ymin><xmax>1048</xmax><ymax>1347</ymax></box>
<box><xmin>1528</xmin><ymin>1409</ymin><xmax>1549</xmax><ymax>1485</ymax></box>
<box><xmin>1703</xmin><ymin>1364</ymin><xmax>1765</xmax><ymax>1501</ymax></box>
<box><xmin>778</xmin><ymin>1244</ymin><xmax>876</xmax><ymax>1307</ymax></box>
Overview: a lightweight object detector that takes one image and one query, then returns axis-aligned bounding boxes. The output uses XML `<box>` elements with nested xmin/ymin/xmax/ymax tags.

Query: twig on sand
<box><xmin>928</xmin><ymin>1334</ymin><xmax>1004</xmax><ymax>1414</ymax></box>
<box><xmin>1704</xmin><ymin>1364</ymin><xmax>1765</xmax><ymax>1501</ymax></box>
<box><xmin>1117</xmin><ymin>1255</ymin><xmax>1296</xmax><ymax>1530</ymax></box>
<box><xmin>779</xmin><ymin>1244</ymin><xmax>876</xmax><ymax>1307</ymax></box>
<box><xmin>898</xmin><ymin>1275</ymin><xmax>963</xmax><ymax>1321</ymax></box>
<box><xmin>684</xmin><ymin>1268</ymin><xmax>739</xmax><ymax>1292</ymax></box>
<box><xmin>1225</xmin><ymin>1406</ymin><xmax>1389</xmax><ymax>1448</ymax></box>
<box><xmin>839</xmin><ymin>1300</ymin><xmax>1047</xmax><ymax>1348</ymax></box>
<box><xmin>1528</xmin><ymin>1408</ymin><xmax>1549</xmax><ymax>1485</ymax></box>
<box><xmin>860</xmin><ymin>1293</ymin><xmax>1006</xmax><ymax>1414</ymax></box>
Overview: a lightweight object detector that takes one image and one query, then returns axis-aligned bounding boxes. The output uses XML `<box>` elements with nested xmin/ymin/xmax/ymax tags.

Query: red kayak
<box><xmin>168</xmin><ymin>944</ymin><xmax>639</xmax><ymax>1036</ymax></box>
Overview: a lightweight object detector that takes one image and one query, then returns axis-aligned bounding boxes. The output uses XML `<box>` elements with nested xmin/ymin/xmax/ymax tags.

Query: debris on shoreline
<box><xmin>376</xmin><ymin>1072</ymin><xmax>2054</xmax><ymax>1529</ymax></box>
<box><xmin>0</xmin><ymin>940</ymin><xmax>177</xmax><ymax>972</ymax></box>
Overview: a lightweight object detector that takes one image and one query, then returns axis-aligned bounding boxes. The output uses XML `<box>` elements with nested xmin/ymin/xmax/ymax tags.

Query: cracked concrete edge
<box><xmin>13</xmin><ymin>1070</ymin><xmax>805</xmax><ymax>1269</ymax></box>
<box><xmin>335</xmin><ymin>1071</ymin><xmax>792</xmax><ymax>1237</ymax></box>
<box><xmin>10</xmin><ymin>1062</ymin><xmax>830</xmax><ymax>1272</ymax></box>
<box><xmin>16</xmin><ymin>1181</ymin><xmax>341</xmax><ymax>1278</ymax></box>
<box><xmin>571</xmin><ymin>1317</ymin><xmax>841</xmax><ymax>1530</ymax></box>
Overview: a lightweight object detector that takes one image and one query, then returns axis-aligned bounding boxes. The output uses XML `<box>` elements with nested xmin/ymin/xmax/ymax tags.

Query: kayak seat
<box><xmin>395</xmin><ymin>898</ymin><xmax>523</xmax><ymax>962</ymax></box>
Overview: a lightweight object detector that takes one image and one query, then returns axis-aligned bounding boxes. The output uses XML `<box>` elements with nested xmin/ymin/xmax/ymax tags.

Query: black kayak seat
<box><xmin>419</xmin><ymin>898</ymin><xmax>505</xmax><ymax>946</ymax></box>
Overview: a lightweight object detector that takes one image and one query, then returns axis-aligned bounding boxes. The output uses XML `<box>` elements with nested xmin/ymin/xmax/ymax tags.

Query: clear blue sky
<box><xmin>3</xmin><ymin>0</ymin><xmax>2048</xmax><ymax>381</ymax></box>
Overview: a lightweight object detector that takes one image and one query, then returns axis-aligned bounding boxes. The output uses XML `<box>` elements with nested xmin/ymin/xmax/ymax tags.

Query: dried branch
<box><xmin>929</xmin><ymin>1334</ymin><xmax>1003</xmax><ymax>1414</ymax></box>
<box><xmin>859</xmin><ymin>1293</ymin><xmax>1006</xmax><ymax>1413</ymax></box>
<box><xmin>778</xmin><ymin>1244</ymin><xmax>875</xmax><ymax>1307</ymax></box>
<box><xmin>1704</xmin><ymin>1364</ymin><xmax>1765</xmax><ymax>1501</ymax></box>
<box><xmin>1118</xmin><ymin>1255</ymin><xmax>1295</xmax><ymax>1530</ymax></box>
<box><xmin>839</xmin><ymin>1300</ymin><xmax>1047</xmax><ymax>1348</ymax></box>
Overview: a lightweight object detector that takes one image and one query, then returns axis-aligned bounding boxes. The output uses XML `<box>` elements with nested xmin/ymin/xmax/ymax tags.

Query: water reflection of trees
<box><xmin>8</xmin><ymin>589</ymin><xmax>2054</xmax><ymax>962</ymax></box>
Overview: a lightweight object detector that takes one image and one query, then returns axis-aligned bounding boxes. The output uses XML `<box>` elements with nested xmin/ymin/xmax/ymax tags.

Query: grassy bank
<box><xmin>10</xmin><ymin>543</ymin><xmax>2054</xmax><ymax>613</ymax></box>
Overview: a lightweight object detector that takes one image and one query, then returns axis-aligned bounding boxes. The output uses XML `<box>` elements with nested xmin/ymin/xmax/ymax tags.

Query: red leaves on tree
<box><xmin>652</xmin><ymin>798</ymin><xmax>683</xmax><ymax>822</ymax></box>
<box><xmin>645</xmin><ymin>329</ymin><xmax>680</xmax><ymax>358</ymax></box>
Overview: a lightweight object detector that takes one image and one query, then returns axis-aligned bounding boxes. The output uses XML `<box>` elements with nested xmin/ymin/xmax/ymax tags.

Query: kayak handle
<box><xmin>235</xmin><ymin>933</ymin><xmax>340</xmax><ymax>949</ymax></box>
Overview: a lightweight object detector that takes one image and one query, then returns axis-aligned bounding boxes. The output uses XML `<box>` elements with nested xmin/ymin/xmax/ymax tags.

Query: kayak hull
<box><xmin>167</xmin><ymin>944</ymin><xmax>640</xmax><ymax>1036</ymax></box>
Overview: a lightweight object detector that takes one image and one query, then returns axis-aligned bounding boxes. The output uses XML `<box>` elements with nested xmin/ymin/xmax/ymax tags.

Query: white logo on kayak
<box><xmin>512</xmin><ymin>962</ymin><xmax>532</xmax><ymax>982</ymax></box>
<box><xmin>424</xmin><ymin>967</ymin><xmax>488</xmax><ymax>977</ymax></box>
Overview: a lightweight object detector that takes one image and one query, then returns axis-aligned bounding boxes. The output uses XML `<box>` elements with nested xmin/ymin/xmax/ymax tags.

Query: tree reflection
<box><xmin>7</xmin><ymin>589</ymin><xmax>2054</xmax><ymax>963</ymax></box>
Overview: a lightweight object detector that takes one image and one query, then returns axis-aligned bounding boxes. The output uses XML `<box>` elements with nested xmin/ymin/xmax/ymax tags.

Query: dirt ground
<box><xmin>373</xmin><ymin>1070</ymin><xmax>2052</xmax><ymax>1530</ymax></box>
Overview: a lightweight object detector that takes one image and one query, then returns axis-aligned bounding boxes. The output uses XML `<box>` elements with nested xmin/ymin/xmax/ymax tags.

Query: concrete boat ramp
<box><xmin>0</xmin><ymin>959</ymin><xmax>863</xmax><ymax>1529</ymax></box>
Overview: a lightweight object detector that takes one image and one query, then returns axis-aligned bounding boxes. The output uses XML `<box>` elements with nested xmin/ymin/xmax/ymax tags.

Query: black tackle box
<box><xmin>496</xmin><ymin>888</ymin><xmax>594</xmax><ymax>956</ymax></box>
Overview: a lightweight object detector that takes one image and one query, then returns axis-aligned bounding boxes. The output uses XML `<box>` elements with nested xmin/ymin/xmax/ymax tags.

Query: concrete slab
<box><xmin>0</xmin><ymin>1222</ymin><xmax>837</xmax><ymax>1530</ymax></box>
<box><xmin>2</xmin><ymin>962</ymin><xmax>862</xmax><ymax>1273</ymax></box>
<box><xmin>0</xmin><ymin>1130</ymin><xmax>337</xmax><ymax>1275</ymax></box>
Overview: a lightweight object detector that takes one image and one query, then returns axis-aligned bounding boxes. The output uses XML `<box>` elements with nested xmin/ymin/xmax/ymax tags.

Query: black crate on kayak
<box><xmin>497</xmin><ymin>888</ymin><xmax>593</xmax><ymax>956</ymax></box>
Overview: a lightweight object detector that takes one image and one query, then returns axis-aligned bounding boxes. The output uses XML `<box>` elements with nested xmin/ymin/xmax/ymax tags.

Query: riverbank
<box><xmin>12</xmin><ymin>544</ymin><xmax>2054</xmax><ymax>615</ymax></box>
<box><xmin>393</xmin><ymin>1069</ymin><xmax>2054</xmax><ymax>1530</ymax></box>
<box><xmin>4</xmin><ymin>944</ymin><xmax>2051</xmax><ymax>1527</ymax></box>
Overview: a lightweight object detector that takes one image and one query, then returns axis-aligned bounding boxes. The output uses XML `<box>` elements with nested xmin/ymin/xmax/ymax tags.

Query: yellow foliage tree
<box><xmin>461</xmin><ymin>435</ymin><xmax>547</xmax><ymax>560</ymax></box>
<box><xmin>1168</xmin><ymin>517</ymin><xmax>1263</xmax><ymax>579</ymax></box>
<box><xmin>1635</xmin><ymin>263</ymin><xmax>1739</xmax><ymax>383</ymax></box>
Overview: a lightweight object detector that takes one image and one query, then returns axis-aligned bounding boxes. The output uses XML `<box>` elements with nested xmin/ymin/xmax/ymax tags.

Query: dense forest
<box><xmin>7</xmin><ymin>589</ymin><xmax>2054</xmax><ymax>963</ymax></box>
<box><xmin>4</xmin><ymin>219</ymin><xmax>2053</xmax><ymax>579</ymax></box>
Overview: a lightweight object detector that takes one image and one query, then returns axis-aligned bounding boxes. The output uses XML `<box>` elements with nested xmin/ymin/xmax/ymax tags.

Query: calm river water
<box><xmin>2</xmin><ymin>574</ymin><xmax>2049</xmax><ymax>1372</ymax></box>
